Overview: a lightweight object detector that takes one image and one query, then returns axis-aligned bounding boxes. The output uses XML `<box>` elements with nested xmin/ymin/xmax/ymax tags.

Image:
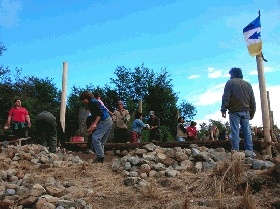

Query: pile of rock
<box><xmin>111</xmin><ymin>143</ymin><xmax>276</xmax><ymax>187</ymax></box>
<box><xmin>0</xmin><ymin>144</ymin><xmax>92</xmax><ymax>209</ymax></box>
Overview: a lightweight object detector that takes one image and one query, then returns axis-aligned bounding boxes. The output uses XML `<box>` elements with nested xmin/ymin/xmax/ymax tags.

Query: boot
<box><xmin>93</xmin><ymin>157</ymin><xmax>104</xmax><ymax>163</ymax></box>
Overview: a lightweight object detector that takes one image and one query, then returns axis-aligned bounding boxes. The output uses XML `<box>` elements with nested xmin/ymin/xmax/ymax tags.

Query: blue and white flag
<box><xmin>243</xmin><ymin>16</ymin><xmax>262</xmax><ymax>56</ymax></box>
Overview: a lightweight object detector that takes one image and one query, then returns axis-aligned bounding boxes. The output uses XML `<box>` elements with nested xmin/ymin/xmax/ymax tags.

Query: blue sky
<box><xmin>1</xmin><ymin>0</ymin><xmax>279</xmax><ymax>127</ymax></box>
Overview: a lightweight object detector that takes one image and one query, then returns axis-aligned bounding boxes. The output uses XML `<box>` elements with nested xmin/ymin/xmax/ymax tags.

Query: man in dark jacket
<box><xmin>221</xmin><ymin>67</ymin><xmax>256</xmax><ymax>154</ymax></box>
<box><xmin>79</xmin><ymin>91</ymin><xmax>113</xmax><ymax>163</ymax></box>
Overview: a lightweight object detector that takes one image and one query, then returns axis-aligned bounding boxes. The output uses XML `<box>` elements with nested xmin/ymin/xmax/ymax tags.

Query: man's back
<box><xmin>222</xmin><ymin>78</ymin><xmax>256</xmax><ymax>118</ymax></box>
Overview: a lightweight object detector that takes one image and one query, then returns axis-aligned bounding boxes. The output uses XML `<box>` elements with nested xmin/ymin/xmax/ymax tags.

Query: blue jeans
<box><xmin>92</xmin><ymin>117</ymin><xmax>113</xmax><ymax>158</ymax></box>
<box><xmin>229</xmin><ymin>111</ymin><xmax>253</xmax><ymax>151</ymax></box>
<box><xmin>177</xmin><ymin>137</ymin><xmax>186</xmax><ymax>142</ymax></box>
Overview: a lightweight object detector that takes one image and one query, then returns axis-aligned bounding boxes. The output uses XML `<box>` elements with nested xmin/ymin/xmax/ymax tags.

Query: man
<box><xmin>112</xmin><ymin>101</ymin><xmax>130</xmax><ymax>143</ymax></box>
<box><xmin>221</xmin><ymin>67</ymin><xmax>256</xmax><ymax>153</ymax></box>
<box><xmin>85</xmin><ymin>92</ymin><xmax>111</xmax><ymax>154</ymax></box>
<box><xmin>130</xmin><ymin>112</ymin><xmax>150</xmax><ymax>143</ymax></box>
<box><xmin>176</xmin><ymin>117</ymin><xmax>188</xmax><ymax>142</ymax></box>
<box><xmin>147</xmin><ymin>111</ymin><xmax>160</xmax><ymax>142</ymax></box>
<box><xmin>80</xmin><ymin>91</ymin><xmax>113</xmax><ymax>163</ymax></box>
<box><xmin>36</xmin><ymin>111</ymin><xmax>57</xmax><ymax>153</ymax></box>
<box><xmin>5</xmin><ymin>99</ymin><xmax>31</xmax><ymax>138</ymax></box>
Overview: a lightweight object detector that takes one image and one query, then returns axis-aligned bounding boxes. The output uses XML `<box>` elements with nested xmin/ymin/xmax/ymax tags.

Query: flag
<box><xmin>243</xmin><ymin>16</ymin><xmax>262</xmax><ymax>56</ymax></box>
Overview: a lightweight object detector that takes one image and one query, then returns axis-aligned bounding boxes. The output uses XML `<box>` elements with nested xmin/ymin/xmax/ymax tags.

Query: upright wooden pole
<box><xmin>266</xmin><ymin>91</ymin><xmax>274</xmax><ymax>130</ymax></box>
<box><xmin>60</xmin><ymin>62</ymin><xmax>68</xmax><ymax>132</ymax></box>
<box><xmin>256</xmin><ymin>54</ymin><xmax>271</xmax><ymax>158</ymax></box>
<box><xmin>177</xmin><ymin>110</ymin><xmax>180</xmax><ymax>119</ymax></box>
<box><xmin>138</xmin><ymin>100</ymin><xmax>142</xmax><ymax>113</ymax></box>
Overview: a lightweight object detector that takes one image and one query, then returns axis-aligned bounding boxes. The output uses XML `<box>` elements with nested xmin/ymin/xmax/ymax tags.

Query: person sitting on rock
<box><xmin>186</xmin><ymin>121</ymin><xmax>198</xmax><ymax>141</ymax></box>
<box><xmin>209</xmin><ymin>125</ymin><xmax>219</xmax><ymax>141</ymax></box>
<box><xmin>176</xmin><ymin>117</ymin><xmax>188</xmax><ymax>142</ymax></box>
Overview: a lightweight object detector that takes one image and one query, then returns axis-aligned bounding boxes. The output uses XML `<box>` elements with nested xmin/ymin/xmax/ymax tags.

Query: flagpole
<box><xmin>256</xmin><ymin>54</ymin><xmax>272</xmax><ymax>158</ymax></box>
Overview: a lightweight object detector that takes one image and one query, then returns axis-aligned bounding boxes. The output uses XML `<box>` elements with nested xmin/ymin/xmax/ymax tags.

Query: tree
<box><xmin>0</xmin><ymin>42</ymin><xmax>6</xmax><ymax>56</ymax></box>
<box><xmin>109</xmin><ymin>64</ymin><xmax>197</xmax><ymax>141</ymax></box>
<box><xmin>144</xmin><ymin>69</ymin><xmax>179</xmax><ymax>138</ymax></box>
<box><xmin>178</xmin><ymin>101</ymin><xmax>197</xmax><ymax>122</ymax></box>
<box><xmin>0</xmin><ymin>67</ymin><xmax>14</xmax><ymax>126</ymax></box>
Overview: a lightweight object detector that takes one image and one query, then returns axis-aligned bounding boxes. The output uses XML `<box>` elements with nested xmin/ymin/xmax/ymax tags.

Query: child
<box><xmin>130</xmin><ymin>112</ymin><xmax>150</xmax><ymax>143</ymax></box>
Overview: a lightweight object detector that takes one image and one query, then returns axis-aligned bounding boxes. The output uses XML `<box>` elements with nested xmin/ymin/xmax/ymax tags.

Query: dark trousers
<box><xmin>187</xmin><ymin>136</ymin><xmax>196</xmax><ymax>141</ymax></box>
<box><xmin>114</xmin><ymin>128</ymin><xmax>128</xmax><ymax>143</ymax></box>
<box><xmin>11</xmin><ymin>122</ymin><xmax>28</xmax><ymax>138</ymax></box>
<box><xmin>149</xmin><ymin>131</ymin><xmax>160</xmax><ymax>142</ymax></box>
<box><xmin>36</xmin><ymin>120</ymin><xmax>57</xmax><ymax>152</ymax></box>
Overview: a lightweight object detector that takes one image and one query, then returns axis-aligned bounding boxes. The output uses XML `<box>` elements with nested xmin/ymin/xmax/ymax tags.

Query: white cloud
<box><xmin>248</xmin><ymin>67</ymin><xmax>275</xmax><ymax>75</ymax></box>
<box><xmin>0</xmin><ymin>0</ymin><xmax>22</xmax><ymax>27</ymax></box>
<box><xmin>188</xmin><ymin>83</ymin><xmax>225</xmax><ymax>106</ymax></box>
<box><xmin>188</xmin><ymin>75</ymin><xmax>200</xmax><ymax>79</ymax></box>
<box><xmin>207</xmin><ymin>67</ymin><xmax>225</xmax><ymax>79</ymax></box>
<box><xmin>195</xmin><ymin>110</ymin><xmax>229</xmax><ymax>127</ymax></box>
<box><xmin>208</xmin><ymin>67</ymin><xmax>214</xmax><ymax>72</ymax></box>
<box><xmin>194</xmin><ymin>83</ymin><xmax>280</xmax><ymax>128</ymax></box>
<box><xmin>208</xmin><ymin>70</ymin><xmax>223</xmax><ymax>78</ymax></box>
<box><xmin>251</xmin><ymin>84</ymin><xmax>280</xmax><ymax>127</ymax></box>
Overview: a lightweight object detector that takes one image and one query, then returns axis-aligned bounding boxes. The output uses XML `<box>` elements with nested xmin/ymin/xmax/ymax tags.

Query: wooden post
<box><xmin>256</xmin><ymin>54</ymin><xmax>271</xmax><ymax>158</ymax></box>
<box><xmin>266</xmin><ymin>91</ymin><xmax>274</xmax><ymax>130</ymax></box>
<box><xmin>177</xmin><ymin>110</ymin><xmax>180</xmax><ymax>119</ymax></box>
<box><xmin>138</xmin><ymin>100</ymin><xmax>142</xmax><ymax>113</ymax></box>
<box><xmin>60</xmin><ymin>62</ymin><xmax>68</xmax><ymax>132</ymax></box>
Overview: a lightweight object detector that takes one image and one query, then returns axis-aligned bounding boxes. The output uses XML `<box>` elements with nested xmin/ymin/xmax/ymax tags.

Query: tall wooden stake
<box><xmin>60</xmin><ymin>62</ymin><xmax>68</xmax><ymax>132</ymax></box>
<box><xmin>267</xmin><ymin>91</ymin><xmax>274</xmax><ymax>130</ymax></box>
<box><xmin>256</xmin><ymin>54</ymin><xmax>271</xmax><ymax>158</ymax></box>
<box><xmin>138</xmin><ymin>100</ymin><xmax>142</xmax><ymax>113</ymax></box>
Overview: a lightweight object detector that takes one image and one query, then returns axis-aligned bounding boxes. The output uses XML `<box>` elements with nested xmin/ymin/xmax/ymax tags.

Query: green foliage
<box><xmin>178</xmin><ymin>101</ymin><xmax>197</xmax><ymax>122</ymax></box>
<box><xmin>0</xmin><ymin>42</ymin><xmax>6</xmax><ymax>56</ymax></box>
<box><xmin>0</xmin><ymin>61</ymin><xmax>61</xmax><ymax>137</ymax></box>
<box><xmin>110</xmin><ymin>65</ymin><xmax>182</xmax><ymax>139</ymax></box>
<box><xmin>1</xmin><ymin>44</ymin><xmax>197</xmax><ymax>141</ymax></box>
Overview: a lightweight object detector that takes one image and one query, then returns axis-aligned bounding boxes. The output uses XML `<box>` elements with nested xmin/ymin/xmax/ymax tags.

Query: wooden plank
<box><xmin>0</xmin><ymin>137</ymin><xmax>32</xmax><ymax>146</ymax></box>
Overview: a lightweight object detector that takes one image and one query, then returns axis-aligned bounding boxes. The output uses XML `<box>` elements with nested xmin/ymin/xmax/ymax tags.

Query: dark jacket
<box><xmin>88</xmin><ymin>98</ymin><xmax>110</xmax><ymax>122</ymax></box>
<box><xmin>221</xmin><ymin>78</ymin><xmax>256</xmax><ymax>118</ymax></box>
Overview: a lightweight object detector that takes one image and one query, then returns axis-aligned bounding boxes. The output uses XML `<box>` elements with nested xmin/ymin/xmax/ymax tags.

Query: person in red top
<box><xmin>4</xmin><ymin>99</ymin><xmax>31</xmax><ymax>138</ymax></box>
<box><xmin>186</xmin><ymin>121</ymin><xmax>198</xmax><ymax>141</ymax></box>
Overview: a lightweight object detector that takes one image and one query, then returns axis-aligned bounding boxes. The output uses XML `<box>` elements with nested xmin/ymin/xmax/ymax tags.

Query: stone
<box><xmin>174</xmin><ymin>151</ymin><xmax>188</xmax><ymax>162</ymax></box>
<box><xmin>45</xmin><ymin>185</ymin><xmax>66</xmax><ymax>198</ymax></box>
<box><xmin>161</xmin><ymin>158</ymin><xmax>176</xmax><ymax>167</ymax></box>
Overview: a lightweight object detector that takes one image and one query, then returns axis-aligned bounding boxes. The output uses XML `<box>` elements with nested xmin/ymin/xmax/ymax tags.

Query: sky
<box><xmin>1</xmin><ymin>0</ymin><xmax>279</xmax><ymax>128</ymax></box>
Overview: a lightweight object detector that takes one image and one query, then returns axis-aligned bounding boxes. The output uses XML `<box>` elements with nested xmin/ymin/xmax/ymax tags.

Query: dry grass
<box><xmin>9</xmin><ymin>152</ymin><xmax>280</xmax><ymax>209</ymax></box>
<box><xmin>238</xmin><ymin>183</ymin><xmax>256</xmax><ymax>209</ymax></box>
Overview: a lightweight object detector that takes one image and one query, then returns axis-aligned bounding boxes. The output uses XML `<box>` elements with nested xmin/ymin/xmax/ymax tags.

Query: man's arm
<box><xmin>26</xmin><ymin>115</ymin><xmax>31</xmax><ymax>127</ymax></box>
<box><xmin>221</xmin><ymin>81</ymin><xmax>231</xmax><ymax>118</ymax></box>
<box><xmin>179</xmin><ymin>124</ymin><xmax>187</xmax><ymax>133</ymax></box>
<box><xmin>87</xmin><ymin>101</ymin><xmax>103</xmax><ymax>133</ymax></box>
<box><xmin>249</xmin><ymin>88</ymin><xmax>256</xmax><ymax>120</ymax></box>
<box><xmin>4</xmin><ymin>116</ymin><xmax>12</xmax><ymax>129</ymax></box>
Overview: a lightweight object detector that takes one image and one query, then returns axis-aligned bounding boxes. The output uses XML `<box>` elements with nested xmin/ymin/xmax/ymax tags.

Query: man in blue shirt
<box><xmin>130</xmin><ymin>112</ymin><xmax>149</xmax><ymax>143</ymax></box>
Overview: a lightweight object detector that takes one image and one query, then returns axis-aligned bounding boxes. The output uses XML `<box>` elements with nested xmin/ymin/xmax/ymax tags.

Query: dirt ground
<box><xmin>28</xmin><ymin>151</ymin><xmax>278</xmax><ymax>209</ymax></box>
